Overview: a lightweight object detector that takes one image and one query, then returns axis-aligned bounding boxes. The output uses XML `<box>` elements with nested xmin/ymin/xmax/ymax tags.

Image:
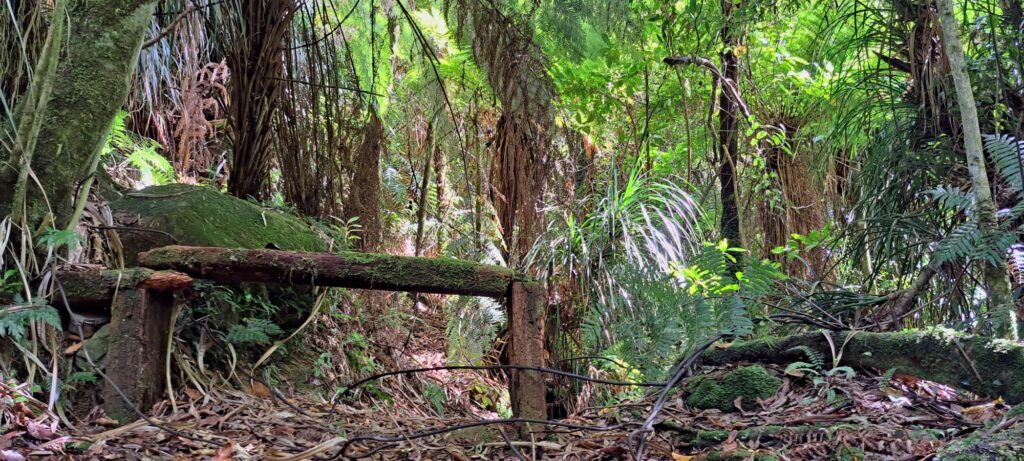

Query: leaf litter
<box><xmin>3</xmin><ymin>360</ymin><xmax>1017</xmax><ymax>460</ymax></box>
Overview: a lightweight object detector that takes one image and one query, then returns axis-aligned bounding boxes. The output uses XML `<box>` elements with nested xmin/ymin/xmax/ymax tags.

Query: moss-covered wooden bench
<box><xmin>55</xmin><ymin>245</ymin><xmax>546</xmax><ymax>423</ymax></box>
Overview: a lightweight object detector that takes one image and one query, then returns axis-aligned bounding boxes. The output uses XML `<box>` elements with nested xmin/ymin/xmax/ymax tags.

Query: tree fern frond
<box><xmin>985</xmin><ymin>134</ymin><xmax>1024</xmax><ymax>193</ymax></box>
<box><xmin>934</xmin><ymin>221</ymin><xmax>981</xmax><ymax>265</ymax></box>
<box><xmin>0</xmin><ymin>304</ymin><xmax>60</xmax><ymax>340</ymax></box>
<box><xmin>787</xmin><ymin>345</ymin><xmax>824</xmax><ymax>369</ymax></box>
<box><xmin>928</xmin><ymin>185</ymin><xmax>974</xmax><ymax>213</ymax></box>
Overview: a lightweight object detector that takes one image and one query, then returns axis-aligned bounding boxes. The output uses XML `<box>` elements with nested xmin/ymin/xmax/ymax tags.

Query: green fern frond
<box><xmin>786</xmin><ymin>345</ymin><xmax>824</xmax><ymax>369</ymax></box>
<box><xmin>0</xmin><ymin>304</ymin><xmax>60</xmax><ymax>340</ymax></box>
<box><xmin>128</xmin><ymin>144</ymin><xmax>174</xmax><ymax>185</ymax></box>
<box><xmin>934</xmin><ymin>221</ymin><xmax>981</xmax><ymax>265</ymax></box>
<box><xmin>985</xmin><ymin>134</ymin><xmax>1024</xmax><ymax>193</ymax></box>
<box><xmin>928</xmin><ymin>185</ymin><xmax>973</xmax><ymax>213</ymax></box>
<box><xmin>226</xmin><ymin>318</ymin><xmax>284</xmax><ymax>345</ymax></box>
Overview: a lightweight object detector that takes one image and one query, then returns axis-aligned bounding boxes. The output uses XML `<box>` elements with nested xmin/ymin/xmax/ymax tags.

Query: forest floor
<box><xmin>3</xmin><ymin>359</ymin><xmax>1012</xmax><ymax>460</ymax></box>
<box><xmin>1</xmin><ymin>288</ymin><xmax>1016</xmax><ymax>460</ymax></box>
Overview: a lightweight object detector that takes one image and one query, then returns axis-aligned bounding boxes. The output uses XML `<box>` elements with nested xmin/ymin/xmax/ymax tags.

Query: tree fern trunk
<box><xmin>718</xmin><ymin>0</ymin><xmax>744</xmax><ymax>272</ymax></box>
<box><xmin>936</xmin><ymin>0</ymin><xmax>1017</xmax><ymax>337</ymax></box>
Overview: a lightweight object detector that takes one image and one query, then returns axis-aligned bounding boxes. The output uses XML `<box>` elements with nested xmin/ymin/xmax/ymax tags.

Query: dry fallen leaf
<box><xmin>207</xmin><ymin>441</ymin><xmax>234</xmax><ymax>461</ymax></box>
<box><xmin>93</xmin><ymin>417</ymin><xmax>120</xmax><ymax>428</ymax></box>
<box><xmin>63</xmin><ymin>342</ymin><xmax>83</xmax><ymax>356</ymax></box>
<box><xmin>0</xmin><ymin>449</ymin><xmax>26</xmax><ymax>461</ymax></box>
<box><xmin>25</xmin><ymin>420</ymin><xmax>56</xmax><ymax>440</ymax></box>
<box><xmin>671</xmin><ymin>453</ymin><xmax>695</xmax><ymax>461</ymax></box>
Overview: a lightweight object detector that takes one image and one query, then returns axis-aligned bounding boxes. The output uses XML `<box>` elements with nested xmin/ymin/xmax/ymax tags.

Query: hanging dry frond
<box><xmin>131</xmin><ymin>4</ymin><xmax>228</xmax><ymax>183</ymax></box>
<box><xmin>446</xmin><ymin>0</ymin><xmax>555</xmax><ymax>266</ymax></box>
<box><xmin>0</xmin><ymin>0</ymin><xmax>46</xmax><ymax>111</ymax></box>
<box><xmin>346</xmin><ymin>111</ymin><xmax>385</xmax><ymax>251</ymax></box>
<box><xmin>274</xmin><ymin>0</ymin><xmax>363</xmax><ymax>218</ymax></box>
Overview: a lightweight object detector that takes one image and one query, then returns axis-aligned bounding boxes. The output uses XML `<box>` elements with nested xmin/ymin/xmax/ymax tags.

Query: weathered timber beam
<box><xmin>701</xmin><ymin>330</ymin><xmax>1024</xmax><ymax>404</ymax></box>
<box><xmin>509</xmin><ymin>281</ymin><xmax>547</xmax><ymax>422</ymax></box>
<box><xmin>138</xmin><ymin>245</ymin><xmax>516</xmax><ymax>297</ymax></box>
<box><xmin>47</xmin><ymin>268</ymin><xmax>190</xmax><ymax>422</ymax></box>
<box><xmin>53</xmin><ymin>268</ymin><xmax>193</xmax><ymax>308</ymax></box>
<box><xmin>102</xmin><ymin>285</ymin><xmax>176</xmax><ymax>422</ymax></box>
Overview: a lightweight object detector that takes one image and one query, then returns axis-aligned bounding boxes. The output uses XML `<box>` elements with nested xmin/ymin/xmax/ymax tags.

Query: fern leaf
<box><xmin>226</xmin><ymin>318</ymin><xmax>284</xmax><ymax>345</ymax></box>
<box><xmin>985</xmin><ymin>134</ymin><xmax>1024</xmax><ymax>192</ymax></box>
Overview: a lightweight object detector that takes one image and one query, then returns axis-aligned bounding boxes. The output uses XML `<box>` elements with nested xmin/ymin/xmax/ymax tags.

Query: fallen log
<box><xmin>138</xmin><ymin>245</ymin><xmax>517</xmax><ymax>297</ymax></box>
<box><xmin>701</xmin><ymin>329</ymin><xmax>1024</xmax><ymax>404</ymax></box>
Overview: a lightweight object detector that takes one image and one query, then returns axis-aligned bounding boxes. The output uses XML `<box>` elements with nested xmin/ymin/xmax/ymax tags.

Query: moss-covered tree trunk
<box><xmin>0</xmin><ymin>0</ymin><xmax>158</xmax><ymax>230</ymax></box>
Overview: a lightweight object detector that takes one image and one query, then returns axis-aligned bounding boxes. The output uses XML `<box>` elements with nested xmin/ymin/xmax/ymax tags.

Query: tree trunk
<box><xmin>718</xmin><ymin>1</ymin><xmax>743</xmax><ymax>271</ymax></box>
<box><xmin>346</xmin><ymin>111</ymin><xmax>385</xmax><ymax>251</ymax></box>
<box><xmin>936</xmin><ymin>0</ymin><xmax>1017</xmax><ymax>337</ymax></box>
<box><xmin>0</xmin><ymin>0</ymin><xmax>158</xmax><ymax>230</ymax></box>
<box><xmin>414</xmin><ymin>126</ymin><xmax>435</xmax><ymax>257</ymax></box>
<box><xmin>450</xmin><ymin>1</ymin><xmax>553</xmax><ymax>267</ymax></box>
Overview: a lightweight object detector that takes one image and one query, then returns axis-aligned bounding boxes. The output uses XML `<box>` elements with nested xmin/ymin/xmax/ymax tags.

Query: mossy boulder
<box><xmin>686</xmin><ymin>366</ymin><xmax>781</xmax><ymax>411</ymax></box>
<box><xmin>110</xmin><ymin>184</ymin><xmax>327</xmax><ymax>264</ymax></box>
<box><xmin>937</xmin><ymin>422</ymin><xmax>1024</xmax><ymax>460</ymax></box>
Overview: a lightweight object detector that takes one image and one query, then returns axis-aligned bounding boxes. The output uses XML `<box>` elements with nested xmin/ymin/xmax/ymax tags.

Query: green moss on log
<box><xmin>936</xmin><ymin>422</ymin><xmax>1024</xmax><ymax>460</ymax></box>
<box><xmin>110</xmin><ymin>184</ymin><xmax>326</xmax><ymax>262</ymax></box>
<box><xmin>685</xmin><ymin>365</ymin><xmax>781</xmax><ymax>411</ymax></box>
<box><xmin>55</xmin><ymin>268</ymin><xmax>155</xmax><ymax>308</ymax></box>
<box><xmin>701</xmin><ymin>329</ymin><xmax>1024</xmax><ymax>404</ymax></box>
<box><xmin>138</xmin><ymin>246</ymin><xmax>517</xmax><ymax>297</ymax></box>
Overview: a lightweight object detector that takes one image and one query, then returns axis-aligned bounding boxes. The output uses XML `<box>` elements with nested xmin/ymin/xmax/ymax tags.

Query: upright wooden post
<box><xmin>508</xmin><ymin>281</ymin><xmax>547</xmax><ymax>421</ymax></box>
<box><xmin>100</xmin><ymin>282</ymin><xmax>183</xmax><ymax>422</ymax></box>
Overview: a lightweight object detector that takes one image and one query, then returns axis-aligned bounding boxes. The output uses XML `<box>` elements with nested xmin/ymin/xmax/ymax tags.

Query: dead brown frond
<box><xmin>131</xmin><ymin>3</ymin><xmax>228</xmax><ymax>184</ymax></box>
<box><xmin>447</xmin><ymin>0</ymin><xmax>555</xmax><ymax>266</ymax></box>
<box><xmin>173</xmin><ymin>60</ymin><xmax>229</xmax><ymax>176</ymax></box>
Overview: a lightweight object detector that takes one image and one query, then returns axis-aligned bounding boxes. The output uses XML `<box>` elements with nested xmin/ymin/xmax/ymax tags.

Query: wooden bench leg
<box><xmin>102</xmin><ymin>288</ymin><xmax>174</xmax><ymax>423</ymax></box>
<box><xmin>508</xmin><ymin>281</ymin><xmax>547</xmax><ymax>422</ymax></box>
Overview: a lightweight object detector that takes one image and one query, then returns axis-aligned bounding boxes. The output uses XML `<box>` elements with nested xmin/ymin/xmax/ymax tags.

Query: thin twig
<box><xmin>498</xmin><ymin>427</ymin><xmax>527</xmax><ymax>461</ymax></box>
<box><xmin>142</xmin><ymin>4</ymin><xmax>197</xmax><ymax>49</ymax></box>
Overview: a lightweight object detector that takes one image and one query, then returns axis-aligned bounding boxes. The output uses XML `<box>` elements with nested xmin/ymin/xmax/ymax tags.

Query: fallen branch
<box><xmin>141</xmin><ymin>4</ymin><xmax>197</xmax><ymax>49</ymax></box>
<box><xmin>337</xmin><ymin>419</ymin><xmax>633</xmax><ymax>460</ymax></box>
